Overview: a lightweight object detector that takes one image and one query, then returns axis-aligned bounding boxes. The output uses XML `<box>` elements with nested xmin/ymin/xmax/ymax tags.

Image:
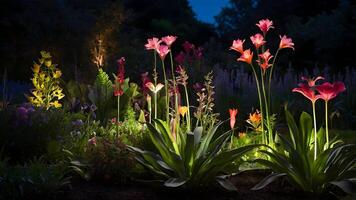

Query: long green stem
<box><xmin>268</xmin><ymin>49</ymin><xmax>280</xmax><ymax>109</ymax></box>
<box><xmin>312</xmin><ymin>102</ymin><xmax>318</xmax><ymax>160</ymax></box>
<box><xmin>154</xmin><ymin>92</ymin><xmax>157</xmax><ymax>119</ymax></box>
<box><xmin>184</xmin><ymin>85</ymin><xmax>191</xmax><ymax>131</ymax></box>
<box><xmin>154</xmin><ymin>51</ymin><xmax>157</xmax><ymax>86</ymax></box>
<box><xmin>161</xmin><ymin>60</ymin><xmax>169</xmax><ymax>122</ymax></box>
<box><xmin>260</xmin><ymin>65</ymin><xmax>272</xmax><ymax>145</ymax></box>
<box><xmin>229</xmin><ymin>129</ymin><xmax>234</xmax><ymax>150</ymax></box>
<box><xmin>250</xmin><ymin>64</ymin><xmax>265</xmax><ymax>144</ymax></box>
<box><xmin>325</xmin><ymin>100</ymin><xmax>329</xmax><ymax>148</ymax></box>
<box><xmin>117</xmin><ymin>95</ymin><xmax>120</xmax><ymax>136</ymax></box>
<box><xmin>169</xmin><ymin>51</ymin><xmax>179</xmax><ymax>133</ymax></box>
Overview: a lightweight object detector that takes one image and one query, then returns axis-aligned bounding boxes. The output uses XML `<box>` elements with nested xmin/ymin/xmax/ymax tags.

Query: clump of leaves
<box><xmin>27</xmin><ymin>51</ymin><xmax>65</xmax><ymax>109</ymax></box>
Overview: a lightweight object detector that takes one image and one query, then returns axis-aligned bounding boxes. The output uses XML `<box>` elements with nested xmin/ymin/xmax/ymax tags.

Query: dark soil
<box><xmin>53</xmin><ymin>170</ymin><xmax>338</xmax><ymax>200</ymax></box>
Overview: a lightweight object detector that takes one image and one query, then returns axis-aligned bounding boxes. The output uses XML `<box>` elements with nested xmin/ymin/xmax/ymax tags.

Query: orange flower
<box><xmin>279</xmin><ymin>35</ymin><xmax>294</xmax><ymax>50</ymax></box>
<box><xmin>256</xmin><ymin>19</ymin><xmax>274</xmax><ymax>34</ymax></box>
<box><xmin>230</xmin><ymin>39</ymin><xmax>245</xmax><ymax>53</ymax></box>
<box><xmin>178</xmin><ymin>106</ymin><xmax>188</xmax><ymax>117</ymax></box>
<box><xmin>249</xmin><ymin>111</ymin><xmax>261</xmax><ymax>124</ymax></box>
<box><xmin>257</xmin><ymin>49</ymin><xmax>273</xmax><ymax>71</ymax></box>
<box><xmin>229</xmin><ymin>108</ymin><xmax>238</xmax><ymax>129</ymax></box>
<box><xmin>237</xmin><ymin>49</ymin><xmax>253</xmax><ymax>64</ymax></box>
<box><xmin>250</xmin><ymin>33</ymin><xmax>266</xmax><ymax>49</ymax></box>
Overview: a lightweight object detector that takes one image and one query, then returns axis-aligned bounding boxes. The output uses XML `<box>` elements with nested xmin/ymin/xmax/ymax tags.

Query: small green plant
<box><xmin>28</xmin><ymin>51</ymin><xmax>65</xmax><ymax>109</ymax></box>
<box><xmin>0</xmin><ymin>157</ymin><xmax>71</xmax><ymax>200</ymax></box>
<box><xmin>253</xmin><ymin>110</ymin><xmax>356</xmax><ymax>195</ymax></box>
<box><xmin>129</xmin><ymin>119</ymin><xmax>260</xmax><ymax>190</ymax></box>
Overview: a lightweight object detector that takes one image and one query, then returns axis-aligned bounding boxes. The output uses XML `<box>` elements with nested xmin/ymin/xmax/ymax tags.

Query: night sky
<box><xmin>189</xmin><ymin>0</ymin><xmax>229</xmax><ymax>23</ymax></box>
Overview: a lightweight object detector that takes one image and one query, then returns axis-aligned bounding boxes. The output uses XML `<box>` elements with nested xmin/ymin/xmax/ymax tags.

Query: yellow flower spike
<box><xmin>178</xmin><ymin>106</ymin><xmax>188</xmax><ymax>117</ymax></box>
<box><xmin>29</xmin><ymin>51</ymin><xmax>64</xmax><ymax>109</ymax></box>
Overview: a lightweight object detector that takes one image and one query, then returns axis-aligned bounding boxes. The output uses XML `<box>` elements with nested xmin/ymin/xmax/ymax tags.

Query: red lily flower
<box><xmin>229</xmin><ymin>108</ymin><xmax>238</xmax><ymax>130</ymax></box>
<box><xmin>315</xmin><ymin>81</ymin><xmax>346</xmax><ymax>101</ymax></box>
<box><xmin>230</xmin><ymin>39</ymin><xmax>245</xmax><ymax>54</ymax></box>
<box><xmin>301</xmin><ymin>76</ymin><xmax>324</xmax><ymax>87</ymax></box>
<box><xmin>292</xmin><ymin>83</ymin><xmax>321</xmax><ymax>103</ymax></box>
<box><xmin>156</xmin><ymin>44</ymin><xmax>170</xmax><ymax>60</ymax></box>
<box><xmin>238</xmin><ymin>49</ymin><xmax>254</xmax><ymax>64</ymax></box>
<box><xmin>145</xmin><ymin>37</ymin><xmax>161</xmax><ymax>50</ymax></box>
<box><xmin>279</xmin><ymin>35</ymin><xmax>294</xmax><ymax>50</ymax></box>
<box><xmin>162</xmin><ymin>35</ymin><xmax>177</xmax><ymax>47</ymax></box>
<box><xmin>250</xmin><ymin>33</ymin><xmax>266</xmax><ymax>49</ymax></box>
<box><xmin>256</xmin><ymin>19</ymin><xmax>274</xmax><ymax>35</ymax></box>
<box><xmin>257</xmin><ymin>49</ymin><xmax>273</xmax><ymax>71</ymax></box>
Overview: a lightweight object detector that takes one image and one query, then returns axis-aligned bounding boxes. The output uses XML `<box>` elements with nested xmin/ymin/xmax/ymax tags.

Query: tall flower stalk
<box><xmin>315</xmin><ymin>82</ymin><xmax>346</xmax><ymax>148</ymax></box>
<box><xmin>113</xmin><ymin>57</ymin><xmax>126</xmax><ymax>136</ymax></box>
<box><xmin>230</xmin><ymin>19</ymin><xmax>294</xmax><ymax>146</ymax></box>
<box><xmin>293</xmin><ymin>80</ymin><xmax>322</xmax><ymax>160</ymax></box>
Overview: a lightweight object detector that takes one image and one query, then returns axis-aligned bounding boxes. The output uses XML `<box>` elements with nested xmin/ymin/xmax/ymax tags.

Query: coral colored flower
<box><xmin>238</xmin><ymin>49</ymin><xmax>254</xmax><ymax>64</ymax></box>
<box><xmin>162</xmin><ymin>35</ymin><xmax>177</xmax><ymax>47</ymax></box>
<box><xmin>145</xmin><ymin>82</ymin><xmax>164</xmax><ymax>93</ymax></box>
<box><xmin>256</xmin><ymin>19</ymin><xmax>274</xmax><ymax>34</ymax></box>
<box><xmin>279</xmin><ymin>35</ymin><xmax>294</xmax><ymax>50</ymax></box>
<box><xmin>145</xmin><ymin>37</ymin><xmax>161</xmax><ymax>50</ymax></box>
<box><xmin>301</xmin><ymin>76</ymin><xmax>324</xmax><ymax>87</ymax></box>
<box><xmin>178</xmin><ymin>106</ymin><xmax>188</xmax><ymax>117</ymax></box>
<box><xmin>230</xmin><ymin>39</ymin><xmax>245</xmax><ymax>53</ymax></box>
<box><xmin>250</xmin><ymin>33</ymin><xmax>266</xmax><ymax>49</ymax></box>
<box><xmin>175</xmin><ymin>51</ymin><xmax>185</xmax><ymax>64</ymax></box>
<box><xmin>257</xmin><ymin>49</ymin><xmax>273</xmax><ymax>71</ymax></box>
<box><xmin>315</xmin><ymin>82</ymin><xmax>346</xmax><ymax>101</ymax></box>
<box><xmin>182</xmin><ymin>41</ymin><xmax>194</xmax><ymax>53</ymax></box>
<box><xmin>249</xmin><ymin>111</ymin><xmax>261</xmax><ymax>124</ymax></box>
<box><xmin>229</xmin><ymin>108</ymin><xmax>238</xmax><ymax>129</ymax></box>
<box><xmin>156</xmin><ymin>44</ymin><xmax>170</xmax><ymax>60</ymax></box>
<box><xmin>292</xmin><ymin>83</ymin><xmax>321</xmax><ymax>103</ymax></box>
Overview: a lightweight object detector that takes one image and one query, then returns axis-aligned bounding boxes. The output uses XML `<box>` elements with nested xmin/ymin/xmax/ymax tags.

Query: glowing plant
<box><xmin>28</xmin><ymin>51</ymin><xmax>65</xmax><ymax>109</ymax></box>
<box><xmin>230</xmin><ymin>18</ymin><xmax>294</xmax><ymax>146</ymax></box>
<box><xmin>146</xmin><ymin>81</ymin><xmax>164</xmax><ymax>119</ymax></box>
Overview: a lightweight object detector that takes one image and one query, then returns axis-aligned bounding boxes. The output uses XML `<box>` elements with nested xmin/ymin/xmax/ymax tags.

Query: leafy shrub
<box><xmin>253</xmin><ymin>110</ymin><xmax>356</xmax><ymax>195</ymax></box>
<box><xmin>0</xmin><ymin>105</ymin><xmax>82</xmax><ymax>163</ymax></box>
<box><xmin>85</xmin><ymin>137</ymin><xmax>136</xmax><ymax>184</ymax></box>
<box><xmin>0</xmin><ymin>157</ymin><xmax>71</xmax><ymax>200</ymax></box>
<box><xmin>129</xmin><ymin>119</ymin><xmax>260</xmax><ymax>190</ymax></box>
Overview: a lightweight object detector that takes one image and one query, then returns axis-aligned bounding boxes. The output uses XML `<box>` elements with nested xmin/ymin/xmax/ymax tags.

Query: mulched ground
<box><xmin>53</xmin><ymin>170</ymin><xmax>339</xmax><ymax>200</ymax></box>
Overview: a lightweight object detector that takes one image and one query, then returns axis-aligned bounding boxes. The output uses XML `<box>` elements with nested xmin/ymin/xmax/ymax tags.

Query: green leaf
<box><xmin>164</xmin><ymin>178</ymin><xmax>187</xmax><ymax>187</ymax></box>
<box><xmin>216</xmin><ymin>176</ymin><xmax>237</xmax><ymax>191</ymax></box>
<box><xmin>329</xmin><ymin>180</ymin><xmax>356</xmax><ymax>194</ymax></box>
<box><xmin>252</xmin><ymin>173</ymin><xmax>286</xmax><ymax>190</ymax></box>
